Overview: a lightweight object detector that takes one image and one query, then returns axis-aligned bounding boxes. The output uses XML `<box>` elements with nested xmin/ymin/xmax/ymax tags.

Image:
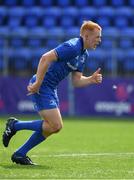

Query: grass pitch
<box><xmin>0</xmin><ymin>116</ymin><xmax>134</xmax><ymax>179</ymax></box>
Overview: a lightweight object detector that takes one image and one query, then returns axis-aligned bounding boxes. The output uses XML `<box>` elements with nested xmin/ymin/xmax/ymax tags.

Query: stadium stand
<box><xmin>0</xmin><ymin>0</ymin><xmax>133</xmax><ymax>76</ymax></box>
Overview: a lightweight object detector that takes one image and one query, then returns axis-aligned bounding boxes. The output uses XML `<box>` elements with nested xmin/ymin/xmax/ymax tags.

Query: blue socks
<box><xmin>14</xmin><ymin>119</ymin><xmax>46</xmax><ymax>157</ymax></box>
<box><xmin>15</xmin><ymin>131</ymin><xmax>45</xmax><ymax>156</ymax></box>
<box><xmin>14</xmin><ymin>120</ymin><xmax>43</xmax><ymax>132</ymax></box>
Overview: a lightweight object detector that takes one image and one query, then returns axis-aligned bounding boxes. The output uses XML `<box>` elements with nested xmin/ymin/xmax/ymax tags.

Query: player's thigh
<box><xmin>39</xmin><ymin>108</ymin><xmax>63</xmax><ymax>129</ymax></box>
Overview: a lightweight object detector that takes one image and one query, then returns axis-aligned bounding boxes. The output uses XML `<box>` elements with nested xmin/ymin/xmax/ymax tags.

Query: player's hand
<box><xmin>91</xmin><ymin>68</ymin><xmax>102</xmax><ymax>84</ymax></box>
<box><xmin>27</xmin><ymin>82</ymin><xmax>41</xmax><ymax>95</ymax></box>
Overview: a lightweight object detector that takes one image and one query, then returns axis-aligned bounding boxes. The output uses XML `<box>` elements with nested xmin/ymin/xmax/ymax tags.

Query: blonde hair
<box><xmin>80</xmin><ymin>20</ymin><xmax>102</xmax><ymax>35</ymax></box>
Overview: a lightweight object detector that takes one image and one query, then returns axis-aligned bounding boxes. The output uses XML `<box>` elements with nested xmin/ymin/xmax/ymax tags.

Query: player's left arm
<box><xmin>72</xmin><ymin>68</ymin><xmax>102</xmax><ymax>87</ymax></box>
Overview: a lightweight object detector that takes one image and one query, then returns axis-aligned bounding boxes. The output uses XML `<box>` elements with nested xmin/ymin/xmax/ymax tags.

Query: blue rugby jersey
<box><xmin>42</xmin><ymin>37</ymin><xmax>89</xmax><ymax>88</ymax></box>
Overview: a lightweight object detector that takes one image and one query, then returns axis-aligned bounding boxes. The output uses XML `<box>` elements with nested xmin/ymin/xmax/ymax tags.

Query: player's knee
<box><xmin>53</xmin><ymin>123</ymin><xmax>63</xmax><ymax>133</ymax></box>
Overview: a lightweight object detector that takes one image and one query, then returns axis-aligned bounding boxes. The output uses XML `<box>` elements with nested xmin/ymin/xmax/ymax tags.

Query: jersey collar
<box><xmin>80</xmin><ymin>36</ymin><xmax>86</xmax><ymax>54</ymax></box>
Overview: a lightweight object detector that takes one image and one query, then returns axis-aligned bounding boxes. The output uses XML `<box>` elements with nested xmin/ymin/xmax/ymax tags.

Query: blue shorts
<box><xmin>29</xmin><ymin>75</ymin><xmax>59</xmax><ymax>112</ymax></box>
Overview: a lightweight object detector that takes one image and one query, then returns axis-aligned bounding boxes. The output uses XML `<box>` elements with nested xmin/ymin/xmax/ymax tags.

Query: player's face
<box><xmin>86</xmin><ymin>29</ymin><xmax>102</xmax><ymax>49</ymax></box>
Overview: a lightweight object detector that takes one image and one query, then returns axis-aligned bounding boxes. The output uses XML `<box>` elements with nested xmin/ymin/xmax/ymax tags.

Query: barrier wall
<box><xmin>0</xmin><ymin>76</ymin><xmax>134</xmax><ymax>117</ymax></box>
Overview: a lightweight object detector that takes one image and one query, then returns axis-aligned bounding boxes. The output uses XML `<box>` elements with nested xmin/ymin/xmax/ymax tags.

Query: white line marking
<box><xmin>32</xmin><ymin>152</ymin><xmax>134</xmax><ymax>158</ymax></box>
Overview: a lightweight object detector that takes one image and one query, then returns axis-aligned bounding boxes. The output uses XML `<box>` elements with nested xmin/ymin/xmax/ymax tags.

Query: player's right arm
<box><xmin>27</xmin><ymin>50</ymin><xmax>57</xmax><ymax>94</ymax></box>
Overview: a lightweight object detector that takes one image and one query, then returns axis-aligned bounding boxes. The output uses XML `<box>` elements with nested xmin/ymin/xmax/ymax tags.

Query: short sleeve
<box><xmin>55</xmin><ymin>42</ymin><xmax>79</xmax><ymax>61</ymax></box>
<box><xmin>76</xmin><ymin>64</ymin><xmax>85</xmax><ymax>73</ymax></box>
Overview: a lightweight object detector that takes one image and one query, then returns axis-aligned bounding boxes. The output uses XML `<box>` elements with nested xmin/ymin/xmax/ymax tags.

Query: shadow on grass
<box><xmin>0</xmin><ymin>164</ymin><xmax>51</xmax><ymax>170</ymax></box>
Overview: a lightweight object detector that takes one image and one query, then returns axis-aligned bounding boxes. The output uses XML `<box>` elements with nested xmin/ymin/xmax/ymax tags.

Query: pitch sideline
<box><xmin>32</xmin><ymin>152</ymin><xmax>134</xmax><ymax>158</ymax></box>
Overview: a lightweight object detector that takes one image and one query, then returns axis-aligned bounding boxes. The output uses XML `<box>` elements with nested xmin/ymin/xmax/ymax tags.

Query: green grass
<box><xmin>1</xmin><ymin>117</ymin><xmax>134</xmax><ymax>179</ymax></box>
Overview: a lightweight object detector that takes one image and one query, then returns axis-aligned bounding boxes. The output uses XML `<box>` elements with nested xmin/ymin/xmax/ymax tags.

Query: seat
<box><xmin>119</xmin><ymin>39</ymin><xmax>133</xmax><ymax>49</ymax></box>
<box><xmin>27</xmin><ymin>38</ymin><xmax>42</xmax><ymax>48</ymax></box>
<box><xmin>111</xmin><ymin>0</ymin><xmax>125</xmax><ymax>6</ymax></box>
<box><xmin>46</xmin><ymin>39</ymin><xmax>60</xmax><ymax>49</ymax></box>
<box><xmin>89</xmin><ymin>49</ymin><xmax>106</xmax><ymax>61</ymax></box>
<box><xmin>57</xmin><ymin>0</ymin><xmax>71</xmax><ymax>7</ymax></box>
<box><xmin>88</xmin><ymin>49</ymin><xmax>106</xmax><ymax>71</ymax></box>
<box><xmin>92</xmin><ymin>0</ymin><xmax>107</xmax><ymax>6</ymax></box>
<box><xmin>42</xmin><ymin>16</ymin><xmax>57</xmax><ymax>28</ymax></box>
<box><xmin>126</xmin><ymin>49</ymin><xmax>134</xmax><ymax>60</ymax></box>
<box><xmin>129</xmin><ymin>0</ymin><xmax>134</xmax><ymax>7</ymax></box>
<box><xmin>9</xmin><ymin>48</ymin><xmax>31</xmax><ymax>71</ymax></box>
<box><xmin>10</xmin><ymin>38</ymin><xmax>24</xmax><ymax>48</ymax></box>
<box><xmin>8</xmin><ymin>16</ymin><xmax>22</xmax><ymax>28</ymax></box>
<box><xmin>120</xmin><ymin>28</ymin><xmax>134</xmax><ymax>38</ymax></box>
<box><xmin>99</xmin><ymin>7</ymin><xmax>115</xmax><ymax>18</ymax></box>
<box><xmin>103</xmin><ymin>27</ymin><xmax>120</xmax><ymax>38</ymax></box>
<box><xmin>29</xmin><ymin>27</ymin><xmax>47</xmax><ymax>37</ymax></box>
<box><xmin>79</xmin><ymin>7</ymin><xmax>97</xmax><ymax>20</ymax></box>
<box><xmin>4</xmin><ymin>0</ymin><xmax>17</xmax><ymax>6</ymax></box>
<box><xmin>97</xmin><ymin>17</ymin><xmax>111</xmax><ymax>28</ymax></box>
<box><xmin>43</xmin><ymin>7</ymin><xmax>61</xmax><ymax>18</ymax></box>
<box><xmin>101</xmin><ymin>38</ymin><xmax>114</xmax><ymax>49</ymax></box>
<box><xmin>0</xmin><ymin>27</ymin><xmax>9</xmax><ymax>36</ymax></box>
<box><xmin>42</xmin><ymin>8</ymin><xmax>61</xmax><ymax>27</ymax></box>
<box><xmin>99</xmin><ymin>49</ymin><xmax>124</xmax><ymax>74</ymax></box>
<box><xmin>115</xmin><ymin>7</ymin><xmax>132</xmax><ymax>18</ymax></box>
<box><xmin>60</xmin><ymin>16</ymin><xmax>74</xmax><ymax>28</ymax></box>
<box><xmin>120</xmin><ymin>8</ymin><xmax>134</xmax><ymax>26</ymax></box>
<box><xmin>114</xmin><ymin>49</ymin><xmax>126</xmax><ymax>73</ymax></box>
<box><xmin>74</xmin><ymin>0</ymin><xmax>89</xmax><ymax>7</ymax></box>
<box><xmin>31</xmin><ymin>48</ymin><xmax>48</xmax><ymax>70</ymax></box>
<box><xmin>61</xmin><ymin>8</ymin><xmax>78</xmax><ymax>27</ymax></box>
<box><xmin>24</xmin><ymin>7</ymin><xmax>44</xmax><ymax>28</ymax></box>
<box><xmin>0</xmin><ymin>38</ymin><xmax>5</xmax><ymax>46</ymax></box>
<box><xmin>61</xmin><ymin>7</ymin><xmax>78</xmax><ymax>18</ymax></box>
<box><xmin>124</xmin><ymin>61</ymin><xmax>134</xmax><ymax>72</ymax></box>
<box><xmin>24</xmin><ymin>15</ymin><xmax>39</xmax><ymax>28</ymax></box>
<box><xmin>32</xmin><ymin>48</ymin><xmax>48</xmax><ymax>59</ymax></box>
<box><xmin>103</xmin><ymin>50</ymin><xmax>115</xmax><ymax>72</ymax></box>
<box><xmin>114</xmin><ymin>49</ymin><xmax>126</xmax><ymax>62</ymax></box>
<box><xmin>9</xmin><ymin>7</ymin><xmax>25</xmax><ymax>17</ymax></box>
<box><xmin>114</xmin><ymin>16</ymin><xmax>129</xmax><ymax>28</ymax></box>
<box><xmin>78</xmin><ymin>7</ymin><xmax>97</xmax><ymax>26</ymax></box>
<box><xmin>21</xmin><ymin>0</ymin><xmax>35</xmax><ymax>6</ymax></box>
<box><xmin>98</xmin><ymin>7</ymin><xmax>115</xmax><ymax>26</ymax></box>
<box><xmin>28</xmin><ymin>7</ymin><xmax>44</xmax><ymax>17</ymax></box>
<box><xmin>114</xmin><ymin>8</ymin><xmax>132</xmax><ymax>28</ymax></box>
<box><xmin>47</xmin><ymin>27</ymin><xmax>65</xmax><ymax>38</ymax></box>
<box><xmin>10</xmin><ymin>27</ymin><xmax>28</xmax><ymax>37</ymax></box>
<box><xmin>124</xmin><ymin>51</ymin><xmax>134</xmax><ymax>72</ymax></box>
<box><xmin>8</xmin><ymin>7</ymin><xmax>25</xmax><ymax>27</ymax></box>
<box><xmin>124</xmin><ymin>50</ymin><xmax>134</xmax><ymax>73</ymax></box>
<box><xmin>0</xmin><ymin>7</ymin><xmax>7</xmax><ymax>25</ymax></box>
<box><xmin>65</xmin><ymin>26</ymin><xmax>79</xmax><ymax>38</ymax></box>
<box><xmin>87</xmin><ymin>49</ymin><xmax>106</xmax><ymax>72</ymax></box>
<box><xmin>40</xmin><ymin>0</ymin><xmax>53</xmax><ymax>6</ymax></box>
<box><xmin>31</xmin><ymin>58</ymin><xmax>40</xmax><ymax>71</ymax></box>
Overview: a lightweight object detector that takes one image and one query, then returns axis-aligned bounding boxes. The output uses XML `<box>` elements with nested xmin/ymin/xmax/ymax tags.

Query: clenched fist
<box><xmin>27</xmin><ymin>81</ymin><xmax>41</xmax><ymax>95</ymax></box>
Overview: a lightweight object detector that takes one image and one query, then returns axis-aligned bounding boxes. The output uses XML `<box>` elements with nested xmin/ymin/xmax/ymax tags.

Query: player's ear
<box><xmin>85</xmin><ymin>34</ymin><xmax>89</xmax><ymax>40</ymax></box>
